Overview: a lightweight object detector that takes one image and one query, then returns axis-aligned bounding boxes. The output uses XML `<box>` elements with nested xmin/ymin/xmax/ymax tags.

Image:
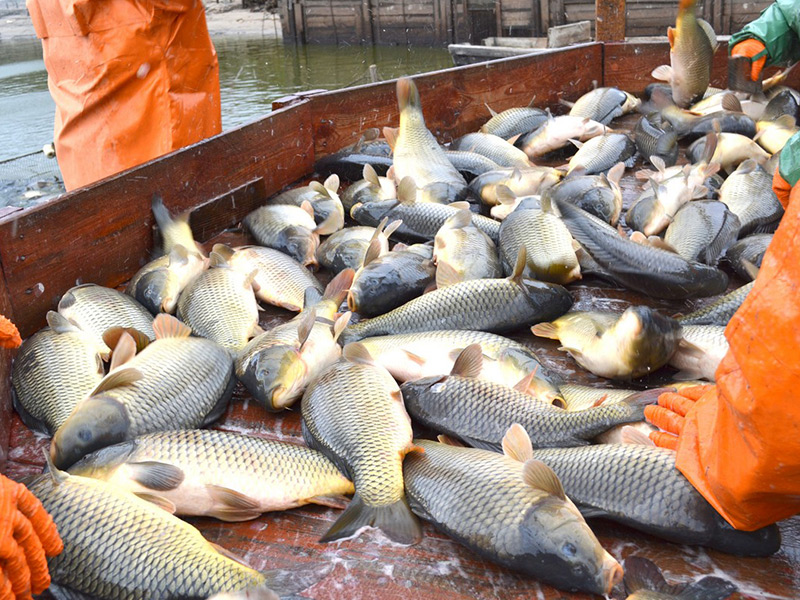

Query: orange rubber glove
<box><xmin>0</xmin><ymin>315</ymin><xmax>21</xmax><ymax>349</ymax></box>
<box><xmin>773</xmin><ymin>167</ymin><xmax>792</xmax><ymax>209</ymax></box>
<box><xmin>645</xmin><ymin>385</ymin><xmax>715</xmax><ymax>451</ymax></box>
<box><xmin>731</xmin><ymin>39</ymin><xmax>768</xmax><ymax>82</ymax></box>
<box><xmin>0</xmin><ymin>476</ymin><xmax>62</xmax><ymax>600</ymax></box>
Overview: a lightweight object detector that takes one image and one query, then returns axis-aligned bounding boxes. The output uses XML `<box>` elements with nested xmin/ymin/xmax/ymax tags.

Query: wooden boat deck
<box><xmin>2</xmin><ymin>41</ymin><xmax>800</xmax><ymax>599</ymax></box>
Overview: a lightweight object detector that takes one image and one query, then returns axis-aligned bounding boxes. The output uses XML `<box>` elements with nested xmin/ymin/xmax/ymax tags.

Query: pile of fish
<box><xmin>12</xmin><ymin>1</ymin><xmax>796</xmax><ymax>596</ymax></box>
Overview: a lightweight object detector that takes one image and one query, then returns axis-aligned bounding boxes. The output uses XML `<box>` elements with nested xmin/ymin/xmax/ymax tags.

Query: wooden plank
<box><xmin>547</xmin><ymin>0</ymin><xmax>564</xmax><ymax>26</ymax></box>
<box><xmin>0</xmin><ymin>258</ymin><xmax>14</xmax><ymax>475</ymax></box>
<box><xmin>547</xmin><ymin>20</ymin><xmax>591</xmax><ymax>47</ymax></box>
<box><xmin>0</xmin><ymin>103</ymin><xmax>315</xmax><ymax>339</ymax></box>
<box><xmin>595</xmin><ymin>0</ymin><xmax>625</xmax><ymax>41</ymax></box>
<box><xmin>308</xmin><ymin>43</ymin><xmax>601</xmax><ymax>154</ymax></box>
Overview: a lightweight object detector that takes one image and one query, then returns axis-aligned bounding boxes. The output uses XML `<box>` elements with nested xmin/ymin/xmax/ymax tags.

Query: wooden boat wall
<box><xmin>2</xmin><ymin>40</ymin><xmax>800</xmax><ymax>599</ymax></box>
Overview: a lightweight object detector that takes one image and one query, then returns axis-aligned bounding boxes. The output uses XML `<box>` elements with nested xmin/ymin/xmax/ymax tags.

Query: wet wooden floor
<box><xmin>7</xmin><ymin>114</ymin><xmax>800</xmax><ymax>600</ymax></box>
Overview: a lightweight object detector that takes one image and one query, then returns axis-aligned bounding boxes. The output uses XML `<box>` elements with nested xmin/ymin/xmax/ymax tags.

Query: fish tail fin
<box><xmin>319</xmin><ymin>493</ymin><xmax>422</xmax><ymax>545</ymax></box>
<box><xmin>259</xmin><ymin>561</ymin><xmax>334</xmax><ymax>598</ymax></box>
<box><xmin>322</xmin><ymin>268</ymin><xmax>355</xmax><ymax>306</ymax></box>
<box><xmin>678</xmin><ymin>0</ymin><xmax>697</xmax><ymax>13</ymax></box>
<box><xmin>624</xmin><ymin>556</ymin><xmax>736</xmax><ymax>600</ymax></box>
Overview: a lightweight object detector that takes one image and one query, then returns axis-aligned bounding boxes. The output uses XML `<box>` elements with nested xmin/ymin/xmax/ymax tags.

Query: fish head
<box><xmin>518</xmin><ymin>497</ymin><xmax>622</xmax><ymax>595</ymax></box>
<box><xmin>50</xmin><ymin>396</ymin><xmax>131</xmax><ymax>469</ymax></box>
<box><xmin>398</xmin><ymin>376</ymin><xmax>447</xmax><ymax>408</ymax></box>
<box><xmin>134</xmin><ymin>269</ymin><xmax>180</xmax><ymax>314</ymax></box>
<box><xmin>614</xmin><ymin>306</ymin><xmax>682</xmax><ymax>374</ymax></box>
<box><xmin>66</xmin><ymin>439</ymin><xmax>138</xmax><ymax>480</ymax></box>
<box><xmin>279</xmin><ymin>226</ymin><xmax>317</xmax><ymax>267</ymax></box>
<box><xmin>251</xmin><ymin>346</ymin><xmax>307</xmax><ymax>411</ymax></box>
<box><xmin>350</xmin><ymin>200</ymin><xmax>397</xmax><ymax>227</ymax></box>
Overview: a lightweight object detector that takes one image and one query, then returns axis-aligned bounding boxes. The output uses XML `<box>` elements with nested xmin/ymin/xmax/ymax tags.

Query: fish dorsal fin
<box><xmin>308</xmin><ymin>181</ymin><xmax>329</xmax><ymax>197</ymax></box>
<box><xmin>42</xmin><ymin>450</ymin><xmax>68</xmax><ymax>484</ymax></box>
<box><xmin>363</xmin><ymin>164</ymin><xmax>380</xmax><ymax>186</ymax></box>
<box><xmin>773</xmin><ymin>113</ymin><xmax>797</xmax><ymax>129</ymax></box>
<box><xmin>447</xmin><ymin>208</ymin><xmax>473</xmax><ymax>230</ymax></box>
<box><xmin>437</xmin><ymin>434</ymin><xmax>465</xmax><ymax>447</ymax></box>
<box><xmin>650</xmin><ymin>155</ymin><xmax>666</xmax><ymax>174</ymax></box>
<box><xmin>720</xmin><ymin>93</ymin><xmax>742</xmax><ymax>113</ymax></box>
<box><xmin>210</xmin><ymin>244</ymin><xmax>236</xmax><ymax>264</ymax></box>
<box><xmin>383</xmin><ymin>127</ymin><xmax>399</xmax><ymax>151</ymax></box>
<box><xmin>90</xmin><ymin>366</ymin><xmax>143</xmax><ymax>396</ymax></box>
<box><xmin>243</xmin><ymin>269</ymin><xmax>261</xmax><ymax>294</ymax></box>
<box><xmin>167</xmin><ymin>245</ymin><xmax>189</xmax><ymax>267</ymax></box>
<box><xmin>513</xmin><ymin>368</ymin><xmax>538</xmax><ymax>393</ymax></box>
<box><xmin>697</xmin><ymin>18</ymin><xmax>718</xmax><ymax>51</ymax></box>
<box><xmin>450</xmin><ymin>343</ymin><xmax>483</xmax><ymax>378</ymax></box>
<box><xmin>300</xmin><ymin>200</ymin><xmax>315</xmax><ymax>219</ymax></box>
<box><xmin>621</xmin><ymin>426</ymin><xmax>656</xmax><ymax>446</ymax></box>
<box><xmin>297</xmin><ymin>307</ymin><xmax>317</xmax><ymax>348</ymax></box>
<box><xmin>363</xmin><ymin>238</ymin><xmax>383</xmax><ymax>267</ymax></box>
<box><xmin>606</xmin><ymin>162</ymin><xmax>625</xmax><ymax>186</ymax></box>
<box><xmin>630</xmin><ymin>231</ymin><xmax>648</xmax><ymax>245</ymax></box>
<box><xmin>374</xmin><ymin>217</ymin><xmax>389</xmax><ymax>236</ymax></box>
<box><xmin>322</xmin><ymin>268</ymin><xmax>355</xmax><ymax>305</ymax></box>
<box><xmin>736</xmin><ymin>158</ymin><xmax>758</xmax><ymax>175</ymax></box>
<box><xmin>102</xmin><ymin>327</ymin><xmax>150</xmax><ymax>355</ymax></box>
<box><xmin>509</xmin><ymin>246</ymin><xmax>527</xmax><ymax>283</ymax></box>
<box><xmin>152</xmin><ymin>314</ymin><xmax>192</xmax><ymax>340</ymax></box>
<box><xmin>313</xmin><ymin>207</ymin><xmax>344</xmax><ymax>236</ymax></box>
<box><xmin>46</xmin><ymin>310</ymin><xmax>80</xmax><ymax>334</ymax></box>
<box><xmin>343</xmin><ymin>342</ymin><xmax>374</xmax><ymax>365</ymax></box>
<box><xmin>108</xmin><ymin>331</ymin><xmax>137</xmax><ymax>372</ymax></box>
<box><xmin>448</xmin><ymin>201</ymin><xmax>471</xmax><ymax>212</ymax></box>
<box><xmin>397</xmin><ymin>176</ymin><xmax>418</xmax><ymax>204</ymax></box>
<box><xmin>502</xmin><ymin>423</ymin><xmax>534</xmax><ymax>462</ymax></box>
<box><xmin>485</xmin><ymin>102</ymin><xmax>498</xmax><ymax>117</ymax></box>
<box><xmin>496</xmin><ymin>185</ymin><xmax>517</xmax><ymax>206</ymax></box>
<box><xmin>332</xmin><ymin>311</ymin><xmax>352</xmax><ymax>343</ymax></box>
<box><xmin>742</xmin><ymin>258</ymin><xmax>760</xmax><ymax>280</ymax></box>
<box><xmin>522</xmin><ymin>459</ymin><xmax>566</xmax><ymax>500</ymax></box>
<box><xmin>700</xmin><ymin>132</ymin><xmax>718</xmax><ymax>164</ymax></box>
<box><xmin>568</xmin><ymin>138</ymin><xmax>584</xmax><ymax>150</ymax></box>
<box><xmin>384</xmin><ymin>219</ymin><xmax>402</xmax><ymax>238</ymax></box>
<box><xmin>209</xmin><ymin>251</ymin><xmax>228</xmax><ymax>268</ymax></box>
<box><xmin>324</xmin><ymin>174</ymin><xmax>340</xmax><ymax>193</ymax></box>
<box><xmin>386</xmin><ymin>165</ymin><xmax>396</xmax><ymax>182</ymax></box>
<box><xmin>435</xmin><ymin>261</ymin><xmax>461</xmax><ymax>289</ymax></box>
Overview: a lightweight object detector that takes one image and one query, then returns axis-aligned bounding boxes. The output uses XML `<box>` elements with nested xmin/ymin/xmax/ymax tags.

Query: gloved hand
<box><xmin>731</xmin><ymin>38</ymin><xmax>768</xmax><ymax>82</ymax></box>
<box><xmin>773</xmin><ymin>167</ymin><xmax>792</xmax><ymax>209</ymax></box>
<box><xmin>644</xmin><ymin>385</ymin><xmax>715</xmax><ymax>450</ymax></box>
<box><xmin>0</xmin><ymin>476</ymin><xmax>62</xmax><ymax>600</ymax></box>
<box><xmin>0</xmin><ymin>315</ymin><xmax>21</xmax><ymax>349</ymax></box>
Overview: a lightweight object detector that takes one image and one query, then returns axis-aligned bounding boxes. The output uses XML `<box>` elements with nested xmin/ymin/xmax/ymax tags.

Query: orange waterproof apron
<box><xmin>676</xmin><ymin>183</ymin><xmax>800</xmax><ymax>531</ymax></box>
<box><xmin>27</xmin><ymin>0</ymin><xmax>221</xmax><ymax>191</ymax></box>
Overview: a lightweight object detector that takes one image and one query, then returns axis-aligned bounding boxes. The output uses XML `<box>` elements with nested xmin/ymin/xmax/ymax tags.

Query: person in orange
<box><xmin>1</xmin><ymin>316</ymin><xmax>62</xmax><ymax>600</ymax></box>
<box><xmin>26</xmin><ymin>0</ymin><xmax>222</xmax><ymax>192</ymax></box>
<box><xmin>646</xmin><ymin>7</ymin><xmax>800</xmax><ymax>530</ymax></box>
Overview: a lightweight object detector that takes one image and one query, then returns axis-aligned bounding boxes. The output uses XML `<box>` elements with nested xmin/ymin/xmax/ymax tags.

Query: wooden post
<box><xmin>595</xmin><ymin>0</ymin><xmax>625</xmax><ymax>41</ymax></box>
<box><xmin>495</xmin><ymin>0</ymin><xmax>503</xmax><ymax>38</ymax></box>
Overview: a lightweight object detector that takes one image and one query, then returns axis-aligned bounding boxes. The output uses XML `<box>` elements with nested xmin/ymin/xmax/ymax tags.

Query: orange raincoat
<box><xmin>26</xmin><ymin>0</ymin><xmax>221</xmax><ymax>191</ymax></box>
<box><xmin>674</xmin><ymin>184</ymin><xmax>800</xmax><ymax>531</ymax></box>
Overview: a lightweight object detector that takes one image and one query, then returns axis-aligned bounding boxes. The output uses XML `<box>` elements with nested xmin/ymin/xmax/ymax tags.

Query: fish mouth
<box><xmin>603</xmin><ymin>557</ymin><xmax>624</xmax><ymax>595</ymax></box>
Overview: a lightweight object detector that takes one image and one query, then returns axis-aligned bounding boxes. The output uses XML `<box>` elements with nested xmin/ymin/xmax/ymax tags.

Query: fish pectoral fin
<box><xmin>210</xmin><ymin>542</ymin><xmax>255</xmax><ymax>566</ymax></box>
<box><xmin>450</xmin><ymin>344</ymin><xmax>483</xmax><ymax>378</ymax></box>
<box><xmin>308</xmin><ymin>494</ymin><xmax>352</xmax><ymax>510</ymax></box>
<box><xmin>332</xmin><ymin>312</ymin><xmax>352</xmax><ymax>344</ymax></box>
<box><xmin>501</xmin><ymin>424</ymin><xmax>534</xmax><ymax>463</ymax></box>
<box><xmin>531</xmin><ymin>322</ymin><xmax>559</xmax><ymax>339</ymax></box>
<box><xmin>133</xmin><ymin>492</ymin><xmax>177</xmax><ymax>514</ymax></box>
<box><xmin>89</xmin><ymin>367</ymin><xmax>143</xmax><ymax>396</ymax></box>
<box><xmin>320</xmin><ymin>493</ymin><xmax>422</xmax><ymax>546</ymax></box>
<box><xmin>48</xmin><ymin>583</ymin><xmax>103</xmax><ymax>600</ymax></box>
<box><xmin>620</xmin><ymin>426</ymin><xmax>656</xmax><ymax>446</ymax></box>
<box><xmin>436</xmin><ymin>434</ymin><xmax>465</xmax><ymax>447</ymax></box>
<box><xmin>457</xmin><ymin>435</ymin><xmax>502</xmax><ymax>453</ymax></box>
<box><xmin>382</xmin><ymin>127</ymin><xmax>399</xmax><ymax>151</ymax></box>
<box><xmin>522</xmin><ymin>460</ymin><xmax>566</xmax><ymax>500</ymax></box>
<box><xmin>128</xmin><ymin>461</ymin><xmax>185</xmax><ymax>491</ymax></box>
<box><xmin>651</xmin><ymin>64</ymin><xmax>673</xmax><ymax>83</ymax></box>
<box><xmin>623</xmin><ymin>556</ymin><xmax>673</xmax><ymax>595</ymax></box>
<box><xmin>402</xmin><ymin>349</ymin><xmax>427</xmax><ymax>365</ymax></box>
<box><xmin>342</xmin><ymin>342</ymin><xmax>375</xmax><ymax>365</ymax></box>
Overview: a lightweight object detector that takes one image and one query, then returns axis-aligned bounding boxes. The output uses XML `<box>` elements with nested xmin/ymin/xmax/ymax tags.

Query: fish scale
<box><xmin>58</xmin><ymin>284</ymin><xmax>155</xmax><ymax>354</ymax></box>
<box><xmin>340</xmin><ymin>275</ymin><xmax>572</xmax><ymax>344</ymax></box>
<box><xmin>534</xmin><ymin>444</ymin><xmax>780</xmax><ymax>555</ymax></box>
<box><xmin>480</xmin><ymin>107</ymin><xmax>549</xmax><ymax>139</ymax></box>
<box><xmin>449</xmin><ymin>133</ymin><xmax>531</xmax><ymax>168</ymax></box>
<box><xmin>569</xmin><ymin>87</ymin><xmax>629</xmax><ymax>124</ymax></box>
<box><xmin>725</xmin><ymin>234</ymin><xmax>772</xmax><ymax>280</ymax></box>
<box><xmin>678</xmin><ymin>281</ymin><xmax>754</xmax><ymax>326</ymax></box>
<box><xmin>69</xmin><ymin>430</ymin><xmax>354</xmax><ymax>516</ymax></box>
<box><xmin>434</xmin><ymin>212</ymin><xmax>501</xmax><ymax>285</ymax></box>
<box><xmin>403</xmin><ymin>440</ymin><xmax>618</xmax><ymax>595</ymax></box>
<box><xmin>719</xmin><ymin>163</ymin><xmax>784</xmax><ymax>237</ymax></box>
<box><xmin>51</xmin><ymin>335</ymin><xmax>234</xmax><ymax>469</ymax></box>
<box><xmin>664</xmin><ymin>200</ymin><xmax>740</xmax><ymax>265</ymax></box>
<box><xmin>244</xmin><ymin>204</ymin><xmax>317</xmax><ymax>243</ymax></box>
<box><xmin>177</xmin><ymin>266</ymin><xmax>259</xmax><ymax>352</ymax></box>
<box><xmin>402</xmin><ymin>374</ymin><xmax>647</xmax><ymax>449</ymax></box>
<box><xmin>12</xmin><ymin>321</ymin><xmax>104</xmax><ymax>434</ymax></box>
<box><xmin>567</xmin><ymin>133</ymin><xmax>636</xmax><ymax>175</ymax></box>
<box><xmin>499</xmin><ymin>209</ymin><xmax>580</xmax><ymax>284</ymax></box>
<box><xmin>27</xmin><ymin>473</ymin><xmax>267</xmax><ymax>600</ymax></box>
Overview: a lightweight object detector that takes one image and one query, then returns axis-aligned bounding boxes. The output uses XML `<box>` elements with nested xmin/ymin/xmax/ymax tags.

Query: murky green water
<box><xmin>0</xmin><ymin>36</ymin><xmax>451</xmax><ymax>163</ymax></box>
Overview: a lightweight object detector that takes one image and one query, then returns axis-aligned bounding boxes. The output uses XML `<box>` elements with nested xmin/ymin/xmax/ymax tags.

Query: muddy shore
<box><xmin>0</xmin><ymin>1</ymin><xmax>282</xmax><ymax>40</ymax></box>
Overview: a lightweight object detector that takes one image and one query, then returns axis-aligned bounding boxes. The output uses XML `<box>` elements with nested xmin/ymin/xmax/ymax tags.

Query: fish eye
<box><xmin>78</xmin><ymin>429</ymin><xmax>93</xmax><ymax>442</ymax></box>
<box><xmin>561</xmin><ymin>542</ymin><xmax>577</xmax><ymax>558</ymax></box>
